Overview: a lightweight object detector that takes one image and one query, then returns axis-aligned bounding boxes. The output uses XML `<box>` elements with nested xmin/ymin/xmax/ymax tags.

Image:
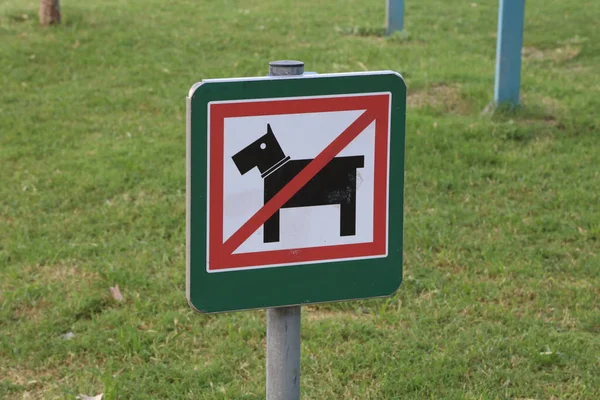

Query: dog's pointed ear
<box><xmin>267</xmin><ymin>124</ymin><xmax>273</xmax><ymax>135</ymax></box>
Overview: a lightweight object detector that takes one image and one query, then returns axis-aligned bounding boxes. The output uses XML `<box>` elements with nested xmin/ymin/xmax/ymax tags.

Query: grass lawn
<box><xmin>1</xmin><ymin>0</ymin><xmax>599</xmax><ymax>398</ymax></box>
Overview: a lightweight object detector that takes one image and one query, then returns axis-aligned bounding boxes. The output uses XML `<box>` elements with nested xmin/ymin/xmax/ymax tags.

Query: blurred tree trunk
<box><xmin>39</xmin><ymin>0</ymin><xmax>61</xmax><ymax>25</ymax></box>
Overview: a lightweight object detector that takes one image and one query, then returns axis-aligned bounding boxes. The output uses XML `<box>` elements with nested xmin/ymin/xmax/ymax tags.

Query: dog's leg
<box><xmin>339</xmin><ymin>168</ymin><xmax>359</xmax><ymax>237</ymax></box>
<box><xmin>264</xmin><ymin>210</ymin><xmax>280</xmax><ymax>243</ymax></box>
<box><xmin>340</xmin><ymin>198</ymin><xmax>356</xmax><ymax>236</ymax></box>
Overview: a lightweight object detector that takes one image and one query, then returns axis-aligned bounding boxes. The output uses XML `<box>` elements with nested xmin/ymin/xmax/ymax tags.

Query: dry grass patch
<box><xmin>522</xmin><ymin>45</ymin><xmax>581</xmax><ymax>63</ymax></box>
<box><xmin>1</xmin><ymin>363</ymin><xmax>103</xmax><ymax>400</ymax></box>
<box><xmin>0</xmin><ymin>365</ymin><xmax>66</xmax><ymax>400</ymax></box>
<box><xmin>518</xmin><ymin>93</ymin><xmax>564</xmax><ymax>127</ymax></box>
<box><xmin>304</xmin><ymin>307</ymin><xmax>372</xmax><ymax>322</ymax></box>
<box><xmin>11</xmin><ymin>299</ymin><xmax>52</xmax><ymax>322</ymax></box>
<box><xmin>22</xmin><ymin>263</ymin><xmax>103</xmax><ymax>303</ymax></box>
<box><xmin>531</xmin><ymin>134</ymin><xmax>556</xmax><ymax>153</ymax></box>
<box><xmin>20</xmin><ymin>263</ymin><xmax>100</xmax><ymax>289</ymax></box>
<box><xmin>408</xmin><ymin>84</ymin><xmax>471</xmax><ymax>115</ymax></box>
<box><xmin>522</xmin><ymin>94</ymin><xmax>563</xmax><ymax>116</ymax></box>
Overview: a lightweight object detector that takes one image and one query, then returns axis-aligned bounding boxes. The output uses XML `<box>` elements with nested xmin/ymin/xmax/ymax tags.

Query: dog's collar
<box><xmin>261</xmin><ymin>156</ymin><xmax>291</xmax><ymax>178</ymax></box>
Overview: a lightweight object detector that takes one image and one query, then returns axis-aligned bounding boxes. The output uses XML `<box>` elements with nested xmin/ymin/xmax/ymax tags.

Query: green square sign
<box><xmin>186</xmin><ymin>71</ymin><xmax>406</xmax><ymax>313</ymax></box>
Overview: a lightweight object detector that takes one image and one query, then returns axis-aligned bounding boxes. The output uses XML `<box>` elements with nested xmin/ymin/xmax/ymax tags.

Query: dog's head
<box><xmin>232</xmin><ymin>124</ymin><xmax>286</xmax><ymax>176</ymax></box>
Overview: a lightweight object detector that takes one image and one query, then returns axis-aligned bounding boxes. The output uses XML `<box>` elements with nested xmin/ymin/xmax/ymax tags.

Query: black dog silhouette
<box><xmin>232</xmin><ymin>124</ymin><xmax>364</xmax><ymax>243</ymax></box>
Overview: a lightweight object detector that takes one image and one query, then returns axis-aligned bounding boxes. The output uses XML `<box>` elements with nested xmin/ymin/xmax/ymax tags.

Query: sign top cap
<box><xmin>269</xmin><ymin>60</ymin><xmax>305</xmax><ymax>76</ymax></box>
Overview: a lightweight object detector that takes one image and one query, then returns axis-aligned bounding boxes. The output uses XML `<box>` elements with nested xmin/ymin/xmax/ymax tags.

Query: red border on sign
<box><xmin>208</xmin><ymin>94</ymin><xmax>390</xmax><ymax>272</ymax></box>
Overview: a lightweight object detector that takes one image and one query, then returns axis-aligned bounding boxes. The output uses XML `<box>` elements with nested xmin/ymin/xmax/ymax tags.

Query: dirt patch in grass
<box><xmin>1</xmin><ymin>363</ymin><xmax>103</xmax><ymax>400</ymax></box>
<box><xmin>487</xmin><ymin>92</ymin><xmax>564</xmax><ymax>128</ymax></box>
<box><xmin>522</xmin><ymin>45</ymin><xmax>581</xmax><ymax>63</ymax></box>
<box><xmin>531</xmin><ymin>135</ymin><xmax>557</xmax><ymax>153</ymax></box>
<box><xmin>564</xmin><ymin>64</ymin><xmax>590</xmax><ymax>73</ymax></box>
<box><xmin>0</xmin><ymin>365</ymin><xmax>61</xmax><ymax>400</ymax></box>
<box><xmin>11</xmin><ymin>299</ymin><xmax>52</xmax><ymax>322</ymax></box>
<box><xmin>408</xmin><ymin>84</ymin><xmax>471</xmax><ymax>115</ymax></box>
<box><xmin>26</xmin><ymin>263</ymin><xmax>99</xmax><ymax>284</ymax></box>
<box><xmin>519</xmin><ymin>93</ymin><xmax>564</xmax><ymax>126</ymax></box>
<box><xmin>525</xmin><ymin>94</ymin><xmax>563</xmax><ymax>115</ymax></box>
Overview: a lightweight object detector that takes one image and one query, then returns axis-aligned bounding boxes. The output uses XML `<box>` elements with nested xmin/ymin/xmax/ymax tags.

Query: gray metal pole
<box><xmin>266</xmin><ymin>60</ymin><xmax>304</xmax><ymax>400</ymax></box>
<box><xmin>267</xmin><ymin>306</ymin><xmax>301</xmax><ymax>400</ymax></box>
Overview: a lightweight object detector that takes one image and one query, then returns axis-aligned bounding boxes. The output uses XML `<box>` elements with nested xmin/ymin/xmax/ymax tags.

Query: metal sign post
<box><xmin>186</xmin><ymin>59</ymin><xmax>406</xmax><ymax>399</ymax></box>
<box><xmin>493</xmin><ymin>0</ymin><xmax>526</xmax><ymax>107</ymax></box>
<box><xmin>265</xmin><ymin>60</ymin><xmax>304</xmax><ymax>400</ymax></box>
<box><xmin>267</xmin><ymin>306</ymin><xmax>301</xmax><ymax>399</ymax></box>
<box><xmin>386</xmin><ymin>0</ymin><xmax>405</xmax><ymax>35</ymax></box>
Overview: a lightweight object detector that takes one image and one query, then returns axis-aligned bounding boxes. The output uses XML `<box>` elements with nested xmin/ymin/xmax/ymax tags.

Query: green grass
<box><xmin>1</xmin><ymin>0</ymin><xmax>599</xmax><ymax>398</ymax></box>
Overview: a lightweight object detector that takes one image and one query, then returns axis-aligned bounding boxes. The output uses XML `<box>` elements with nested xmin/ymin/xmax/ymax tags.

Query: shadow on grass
<box><xmin>481</xmin><ymin>97</ymin><xmax>567</xmax><ymax>142</ymax></box>
<box><xmin>337</xmin><ymin>25</ymin><xmax>418</xmax><ymax>43</ymax></box>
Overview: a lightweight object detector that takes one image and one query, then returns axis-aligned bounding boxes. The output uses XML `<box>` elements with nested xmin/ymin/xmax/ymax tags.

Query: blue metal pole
<box><xmin>386</xmin><ymin>0</ymin><xmax>404</xmax><ymax>35</ymax></box>
<box><xmin>493</xmin><ymin>0</ymin><xmax>526</xmax><ymax>107</ymax></box>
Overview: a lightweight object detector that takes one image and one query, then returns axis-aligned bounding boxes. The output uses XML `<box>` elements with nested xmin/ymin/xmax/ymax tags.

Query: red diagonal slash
<box><xmin>222</xmin><ymin>108</ymin><xmax>378</xmax><ymax>256</ymax></box>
